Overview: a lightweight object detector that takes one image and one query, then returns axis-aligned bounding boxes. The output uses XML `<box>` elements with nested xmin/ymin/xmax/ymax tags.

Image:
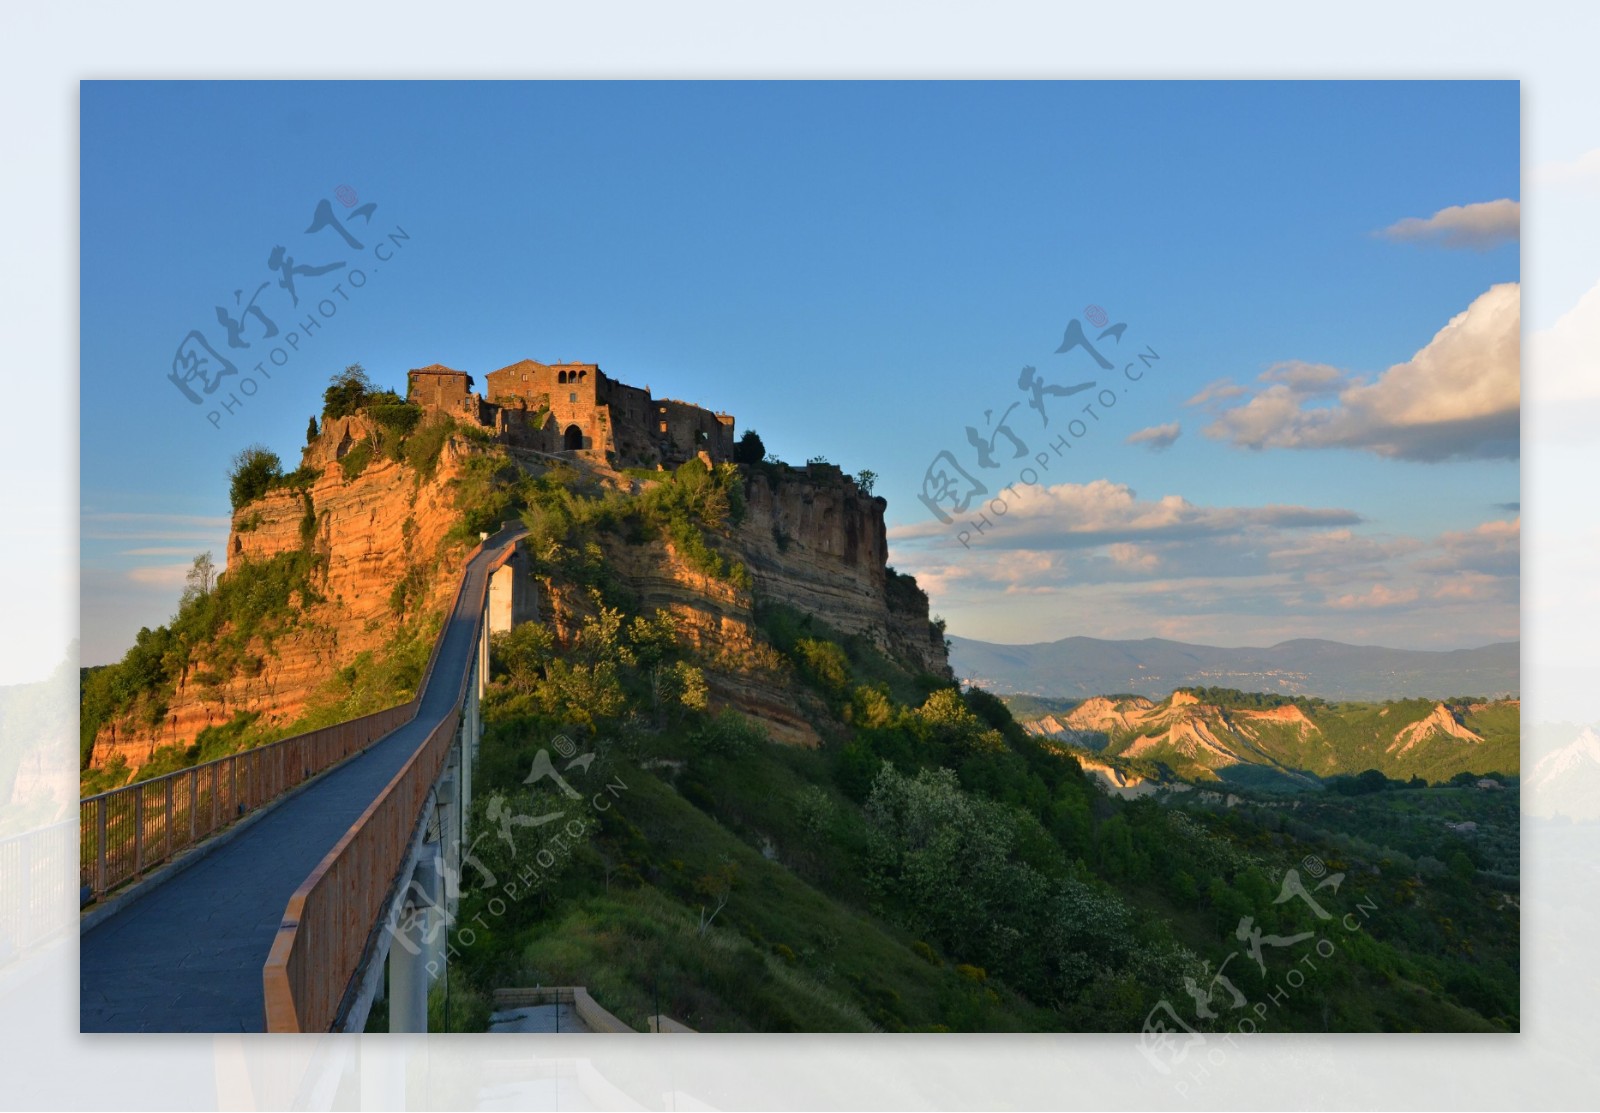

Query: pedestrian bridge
<box><xmin>79</xmin><ymin>524</ymin><xmax>525</xmax><ymax>1033</ymax></box>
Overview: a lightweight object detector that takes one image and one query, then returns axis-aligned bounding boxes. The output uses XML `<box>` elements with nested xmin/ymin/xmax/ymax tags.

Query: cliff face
<box><xmin>540</xmin><ymin>467</ymin><xmax>951</xmax><ymax>746</ymax></box>
<box><xmin>90</xmin><ymin>445</ymin><xmax>950</xmax><ymax>773</ymax></box>
<box><xmin>738</xmin><ymin>468</ymin><xmax>950</xmax><ymax>679</ymax></box>
<box><xmin>89</xmin><ymin>418</ymin><xmax>476</xmax><ymax>771</ymax></box>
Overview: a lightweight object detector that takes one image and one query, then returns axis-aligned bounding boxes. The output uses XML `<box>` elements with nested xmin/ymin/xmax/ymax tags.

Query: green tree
<box><xmin>856</xmin><ymin>468</ymin><xmax>877</xmax><ymax>496</ymax></box>
<box><xmin>734</xmin><ymin>429</ymin><xmax>766</xmax><ymax>465</ymax></box>
<box><xmin>228</xmin><ymin>445</ymin><xmax>282</xmax><ymax>510</ymax></box>
<box><xmin>322</xmin><ymin>363</ymin><xmax>373</xmax><ymax>419</ymax></box>
<box><xmin>491</xmin><ymin>623</ymin><xmax>555</xmax><ymax>693</ymax></box>
<box><xmin>306</xmin><ymin>414</ymin><xmax>320</xmax><ymax>444</ymax></box>
<box><xmin>180</xmin><ymin>552</ymin><xmax>217</xmax><ymax>606</ymax></box>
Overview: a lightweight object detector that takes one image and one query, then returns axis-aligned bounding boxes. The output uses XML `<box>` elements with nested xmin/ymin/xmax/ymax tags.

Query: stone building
<box><xmin>406</xmin><ymin>358</ymin><xmax>735</xmax><ymax>467</ymax></box>
<box><xmin>405</xmin><ymin>364</ymin><xmax>494</xmax><ymax>426</ymax></box>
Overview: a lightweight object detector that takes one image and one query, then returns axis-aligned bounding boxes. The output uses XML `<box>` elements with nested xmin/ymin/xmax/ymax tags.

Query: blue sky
<box><xmin>81</xmin><ymin>81</ymin><xmax>1520</xmax><ymax>665</ymax></box>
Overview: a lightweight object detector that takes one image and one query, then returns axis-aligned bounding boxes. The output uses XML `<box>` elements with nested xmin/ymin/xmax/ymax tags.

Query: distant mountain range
<box><xmin>948</xmin><ymin>635</ymin><xmax>1519</xmax><ymax>703</ymax></box>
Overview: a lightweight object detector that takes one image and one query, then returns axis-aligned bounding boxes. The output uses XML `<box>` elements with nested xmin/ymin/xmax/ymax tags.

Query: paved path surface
<box><xmin>487</xmin><ymin>1004</ymin><xmax>592</xmax><ymax>1033</ymax></box>
<box><xmin>80</xmin><ymin>529</ymin><xmax>523</xmax><ymax>1033</ymax></box>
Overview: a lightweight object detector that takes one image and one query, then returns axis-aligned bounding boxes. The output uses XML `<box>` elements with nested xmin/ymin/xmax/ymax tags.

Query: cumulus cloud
<box><xmin>1530</xmin><ymin>277</ymin><xmax>1600</xmax><ymax>404</ymax></box>
<box><xmin>1106</xmin><ymin>542</ymin><xmax>1161</xmax><ymax>572</ymax></box>
<box><xmin>1200</xmin><ymin>283</ymin><xmax>1520</xmax><ymax>462</ymax></box>
<box><xmin>1423</xmin><ymin>517</ymin><xmax>1520</xmax><ymax>578</ymax></box>
<box><xmin>1125</xmin><ymin>422</ymin><xmax>1181</xmax><ymax>451</ymax></box>
<box><xmin>889</xmin><ymin>479</ymin><xmax>1360</xmax><ymax>550</ymax></box>
<box><xmin>1381</xmin><ymin>199</ymin><xmax>1520</xmax><ymax>250</ymax></box>
<box><xmin>889</xmin><ymin>492</ymin><xmax>1519</xmax><ymax>648</ymax></box>
<box><xmin>1259</xmin><ymin>361</ymin><xmax>1344</xmax><ymax>393</ymax></box>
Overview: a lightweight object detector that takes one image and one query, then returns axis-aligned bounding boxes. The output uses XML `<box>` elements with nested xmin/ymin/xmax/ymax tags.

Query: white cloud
<box><xmin>1326</xmin><ymin>583</ymin><xmax>1421</xmax><ymax>610</ymax></box>
<box><xmin>1125</xmin><ymin>422</ymin><xmax>1181</xmax><ymax>451</ymax></box>
<box><xmin>1202</xmin><ymin>283</ymin><xmax>1520</xmax><ymax>462</ymax></box>
<box><xmin>1530</xmin><ymin>277</ymin><xmax>1600</xmax><ymax>404</ymax></box>
<box><xmin>126</xmin><ymin>563</ymin><xmax>192</xmax><ymax>589</ymax></box>
<box><xmin>888</xmin><ymin>479</ymin><xmax>1361</xmax><ymax>549</ymax></box>
<box><xmin>1380</xmin><ymin>199</ymin><xmax>1520</xmax><ymax>250</ymax></box>
<box><xmin>891</xmin><ymin>494</ymin><xmax>1519</xmax><ymax>649</ymax></box>
<box><xmin>82</xmin><ymin>511</ymin><xmax>231</xmax><ymax>543</ymax></box>
<box><xmin>1106</xmin><ymin>542</ymin><xmax>1160</xmax><ymax>572</ymax></box>
<box><xmin>1424</xmin><ymin>517</ymin><xmax>1520</xmax><ymax>578</ymax></box>
<box><xmin>1259</xmin><ymin>361</ymin><xmax>1344</xmax><ymax>392</ymax></box>
<box><xmin>1185</xmin><ymin>379</ymin><xmax>1246</xmax><ymax>407</ymax></box>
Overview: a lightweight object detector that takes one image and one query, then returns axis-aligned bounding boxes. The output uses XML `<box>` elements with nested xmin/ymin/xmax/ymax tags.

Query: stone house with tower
<box><xmin>404</xmin><ymin>358</ymin><xmax>735</xmax><ymax>468</ymax></box>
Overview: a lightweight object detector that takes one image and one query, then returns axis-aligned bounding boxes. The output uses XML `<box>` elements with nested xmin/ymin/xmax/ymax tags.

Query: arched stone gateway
<box><xmin>563</xmin><ymin>424</ymin><xmax>584</xmax><ymax>451</ymax></box>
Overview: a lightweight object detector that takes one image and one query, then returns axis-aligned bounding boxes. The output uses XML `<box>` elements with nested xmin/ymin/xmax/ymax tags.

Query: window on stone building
<box><xmin>569</xmin><ymin>393</ymin><xmax>577</xmax><ymax>403</ymax></box>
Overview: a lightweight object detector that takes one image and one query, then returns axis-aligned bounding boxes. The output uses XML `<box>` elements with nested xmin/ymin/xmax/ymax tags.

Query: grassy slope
<box><xmin>452</xmin><ymin>715</ymin><xmax>1057</xmax><ymax>1032</ymax></box>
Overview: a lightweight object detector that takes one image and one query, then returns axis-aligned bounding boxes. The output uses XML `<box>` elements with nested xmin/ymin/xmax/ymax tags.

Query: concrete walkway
<box><xmin>79</xmin><ymin>529</ymin><xmax>523</xmax><ymax>1033</ymax></box>
<box><xmin>487</xmin><ymin>1004</ymin><xmax>592</xmax><ymax>1033</ymax></box>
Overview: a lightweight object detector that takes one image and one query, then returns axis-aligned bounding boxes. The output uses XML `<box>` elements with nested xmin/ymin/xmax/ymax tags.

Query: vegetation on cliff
<box><xmin>408</xmin><ymin>461</ymin><xmax>1517</xmax><ymax>1033</ymax></box>
<box><xmin>432</xmin><ymin>555</ymin><xmax>1517</xmax><ymax>1031</ymax></box>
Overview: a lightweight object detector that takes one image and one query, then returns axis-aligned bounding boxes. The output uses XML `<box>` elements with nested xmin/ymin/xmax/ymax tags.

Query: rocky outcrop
<box><xmin>89</xmin><ymin>425</ymin><xmax>480</xmax><ymax>771</ymax></box>
<box><xmin>91</xmin><ymin>442</ymin><xmax>950</xmax><ymax>772</ymax></box>
<box><xmin>737</xmin><ymin>467</ymin><xmax>950</xmax><ymax>679</ymax></box>
<box><xmin>1233</xmin><ymin>703</ymin><xmax>1321</xmax><ymax>740</ymax></box>
<box><xmin>1391</xmin><ymin>702</ymin><xmax>1484</xmax><ymax>755</ymax></box>
<box><xmin>1064</xmin><ymin>695</ymin><xmax>1158</xmax><ymax>735</ymax></box>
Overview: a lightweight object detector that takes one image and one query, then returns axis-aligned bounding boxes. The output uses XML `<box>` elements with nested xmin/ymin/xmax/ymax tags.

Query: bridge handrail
<box><xmin>78</xmin><ymin>525</ymin><xmax>515</xmax><ymax>903</ymax></box>
<box><xmin>261</xmin><ymin>523</ymin><xmax>520</xmax><ymax>1032</ymax></box>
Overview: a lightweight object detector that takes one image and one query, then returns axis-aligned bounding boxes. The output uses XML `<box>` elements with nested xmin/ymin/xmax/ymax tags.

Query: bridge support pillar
<box><xmin>437</xmin><ymin>766</ymin><xmax>460</xmax><ymax>919</ymax></box>
<box><xmin>387</xmin><ymin>884</ymin><xmax>429</xmax><ymax>1033</ymax></box>
<box><xmin>417</xmin><ymin>843</ymin><xmax>445</xmax><ymax>986</ymax></box>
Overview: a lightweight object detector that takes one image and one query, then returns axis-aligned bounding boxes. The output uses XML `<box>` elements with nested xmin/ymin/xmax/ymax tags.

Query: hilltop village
<box><xmin>405</xmin><ymin>359</ymin><xmax>736</xmax><ymax>466</ymax></box>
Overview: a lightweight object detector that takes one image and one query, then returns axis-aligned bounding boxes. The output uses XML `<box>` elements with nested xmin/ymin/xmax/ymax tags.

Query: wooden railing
<box><xmin>262</xmin><ymin>527</ymin><xmax>518</xmax><ymax>1032</ymax></box>
<box><xmin>262</xmin><ymin>707</ymin><xmax>461</xmax><ymax>1032</ymax></box>
<box><xmin>79</xmin><ymin>703</ymin><xmax>416</xmax><ymax>900</ymax></box>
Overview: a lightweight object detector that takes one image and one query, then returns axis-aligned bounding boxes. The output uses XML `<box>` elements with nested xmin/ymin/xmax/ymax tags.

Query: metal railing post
<box><xmin>95</xmin><ymin>802</ymin><xmax>107</xmax><ymax>896</ymax></box>
<box><xmin>132</xmin><ymin>784</ymin><xmax>144</xmax><ymax>879</ymax></box>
